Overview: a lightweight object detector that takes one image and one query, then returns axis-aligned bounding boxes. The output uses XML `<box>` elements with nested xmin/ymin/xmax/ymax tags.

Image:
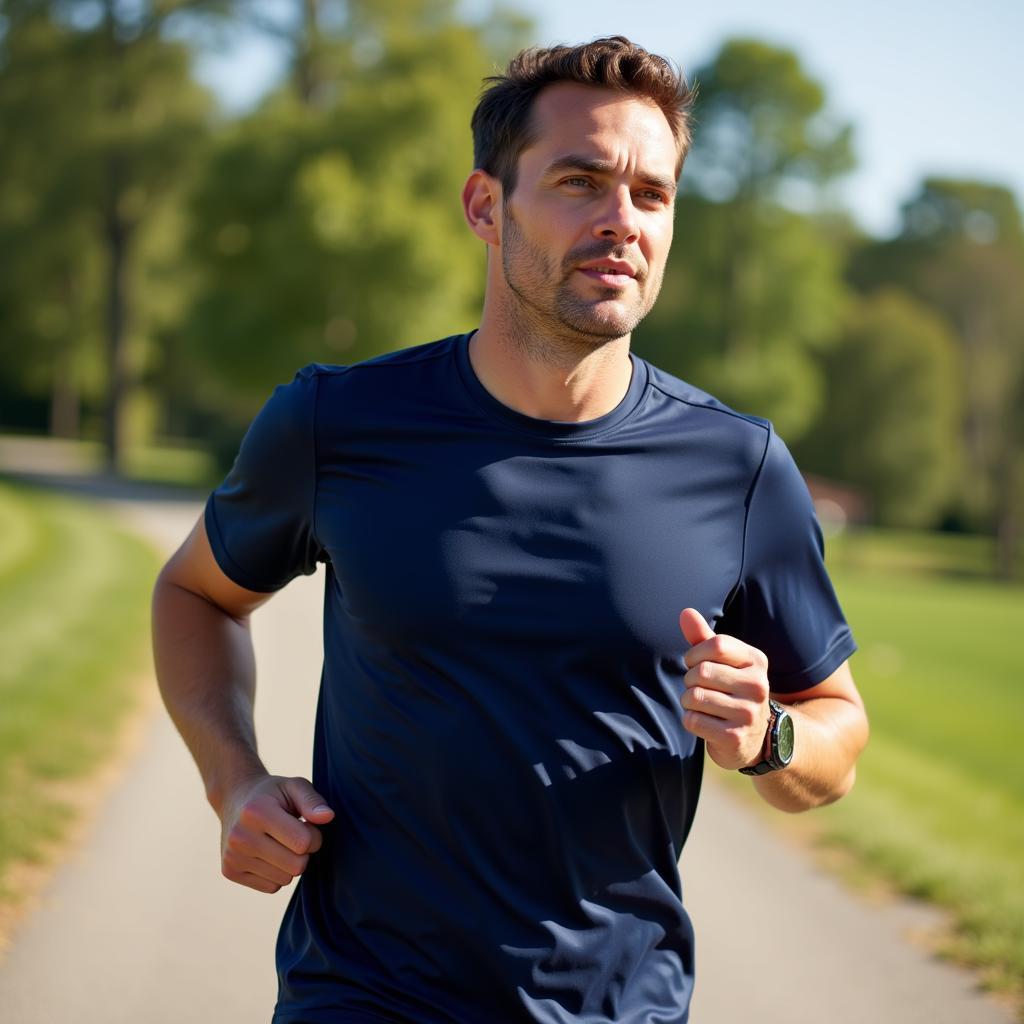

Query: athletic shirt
<box><xmin>205</xmin><ymin>332</ymin><xmax>856</xmax><ymax>1024</ymax></box>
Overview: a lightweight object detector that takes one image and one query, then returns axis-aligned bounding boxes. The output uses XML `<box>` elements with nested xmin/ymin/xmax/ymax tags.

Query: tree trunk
<box><xmin>994</xmin><ymin>363</ymin><xmax>1024</xmax><ymax>581</ymax></box>
<box><xmin>50</xmin><ymin>269</ymin><xmax>80</xmax><ymax>438</ymax></box>
<box><xmin>101</xmin><ymin>0</ymin><xmax>131</xmax><ymax>475</ymax></box>
<box><xmin>295</xmin><ymin>0</ymin><xmax>323</xmax><ymax>106</ymax></box>
<box><xmin>102</xmin><ymin>158</ymin><xmax>133</xmax><ymax>473</ymax></box>
<box><xmin>994</xmin><ymin>450</ymin><xmax>1019</xmax><ymax>581</ymax></box>
<box><xmin>50</xmin><ymin>343</ymin><xmax>80</xmax><ymax>439</ymax></box>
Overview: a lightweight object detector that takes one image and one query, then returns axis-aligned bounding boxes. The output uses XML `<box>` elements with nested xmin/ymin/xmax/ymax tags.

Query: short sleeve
<box><xmin>204</xmin><ymin>366</ymin><xmax>325</xmax><ymax>592</ymax></box>
<box><xmin>717</xmin><ymin>426</ymin><xmax>856</xmax><ymax>693</ymax></box>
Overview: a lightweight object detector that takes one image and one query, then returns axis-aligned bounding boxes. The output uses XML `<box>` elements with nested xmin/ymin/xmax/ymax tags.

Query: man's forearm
<box><xmin>751</xmin><ymin>695</ymin><xmax>868</xmax><ymax>813</ymax></box>
<box><xmin>152</xmin><ymin>571</ymin><xmax>268</xmax><ymax>816</ymax></box>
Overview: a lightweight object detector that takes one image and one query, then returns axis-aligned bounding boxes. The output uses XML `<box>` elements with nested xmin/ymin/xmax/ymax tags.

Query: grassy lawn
<box><xmin>0</xmin><ymin>479</ymin><xmax>161</xmax><ymax>903</ymax></box>
<box><xmin>811</xmin><ymin>529</ymin><xmax>1024</xmax><ymax>999</ymax></box>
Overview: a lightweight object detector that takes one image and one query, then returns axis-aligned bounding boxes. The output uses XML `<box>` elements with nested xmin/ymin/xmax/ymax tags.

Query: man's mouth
<box><xmin>577</xmin><ymin>261</ymin><xmax>637</xmax><ymax>287</ymax></box>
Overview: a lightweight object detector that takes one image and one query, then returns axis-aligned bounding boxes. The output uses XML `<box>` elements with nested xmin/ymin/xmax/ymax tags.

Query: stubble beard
<box><xmin>499</xmin><ymin>206</ymin><xmax>664</xmax><ymax>366</ymax></box>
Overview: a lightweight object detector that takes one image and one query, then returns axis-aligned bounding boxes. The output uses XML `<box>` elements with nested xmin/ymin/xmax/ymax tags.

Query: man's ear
<box><xmin>462</xmin><ymin>169</ymin><xmax>501</xmax><ymax>245</ymax></box>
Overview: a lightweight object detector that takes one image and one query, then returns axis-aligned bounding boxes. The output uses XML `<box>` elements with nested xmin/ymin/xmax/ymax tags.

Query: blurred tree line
<box><xmin>1</xmin><ymin>4</ymin><xmax>1022</xmax><ymax>575</ymax></box>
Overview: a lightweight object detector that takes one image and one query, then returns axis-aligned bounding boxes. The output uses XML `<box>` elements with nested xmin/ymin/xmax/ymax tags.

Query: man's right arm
<box><xmin>152</xmin><ymin>516</ymin><xmax>334</xmax><ymax>894</ymax></box>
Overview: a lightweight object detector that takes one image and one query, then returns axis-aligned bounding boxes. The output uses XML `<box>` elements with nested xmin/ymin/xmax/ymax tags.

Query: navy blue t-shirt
<box><xmin>205</xmin><ymin>332</ymin><xmax>856</xmax><ymax>1024</ymax></box>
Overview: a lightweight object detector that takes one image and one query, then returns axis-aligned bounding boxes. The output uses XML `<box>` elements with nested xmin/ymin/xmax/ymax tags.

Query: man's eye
<box><xmin>564</xmin><ymin>177</ymin><xmax>592</xmax><ymax>188</ymax></box>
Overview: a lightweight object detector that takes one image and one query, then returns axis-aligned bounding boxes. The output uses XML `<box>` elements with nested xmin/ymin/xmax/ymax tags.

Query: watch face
<box><xmin>777</xmin><ymin>713</ymin><xmax>795</xmax><ymax>764</ymax></box>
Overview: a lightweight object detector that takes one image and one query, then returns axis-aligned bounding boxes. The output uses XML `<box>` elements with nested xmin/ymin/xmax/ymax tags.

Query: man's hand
<box><xmin>220</xmin><ymin>775</ymin><xmax>335</xmax><ymax>894</ymax></box>
<box><xmin>678</xmin><ymin>608</ymin><xmax>771</xmax><ymax>771</ymax></box>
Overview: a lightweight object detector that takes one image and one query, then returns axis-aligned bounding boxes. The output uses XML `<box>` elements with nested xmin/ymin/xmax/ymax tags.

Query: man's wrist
<box><xmin>738</xmin><ymin>699</ymin><xmax>794</xmax><ymax>776</ymax></box>
<box><xmin>205</xmin><ymin>758</ymin><xmax>269</xmax><ymax>818</ymax></box>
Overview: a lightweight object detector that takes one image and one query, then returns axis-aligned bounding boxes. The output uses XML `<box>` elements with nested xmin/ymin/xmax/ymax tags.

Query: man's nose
<box><xmin>593</xmin><ymin>186</ymin><xmax>640</xmax><ymax>244</ymax></box>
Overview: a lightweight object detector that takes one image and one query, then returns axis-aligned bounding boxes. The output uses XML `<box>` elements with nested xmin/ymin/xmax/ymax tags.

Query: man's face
<box><xmin>498</xmin><ymin>83</ymin><xmax>678</xmax><ymax>342</ymax></box>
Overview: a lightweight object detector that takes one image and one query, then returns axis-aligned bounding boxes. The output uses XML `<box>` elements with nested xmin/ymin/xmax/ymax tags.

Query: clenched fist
<box><xmin>219</xmin><ymin>775</ymin><xmax>334</xmax><ymax>894</ymax></box>
<box><xmin>679</xmin><ymin>608</ymin><xmax>771</xmax><ymax>771</ymax></box>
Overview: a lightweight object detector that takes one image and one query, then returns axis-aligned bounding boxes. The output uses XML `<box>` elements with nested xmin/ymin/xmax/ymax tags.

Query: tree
<box><xmin>849</xmin><ymin>178</ymin><xmax>1024</xmax><ymax>575</ymax></box>
<box><xmin>182</xmin><ymin>0</ymin><xmax>530</xmax><ymax>428</ymax></box>
<box><xmin>680</xmin><ymin>37</ymin><xmax>855</xmax><ymax>208</ymax></box>
<box><xmin>793</xmin><ymin>289</ymin><xmax>962</xmax><ymax>527</ymax></box>
<box><xmin>0</xmin><ymin>1</ymin><xmax>215</xmax><ymax>469</ymax></box>
<box><xmin>0</xmin><ymin>11</ymin><xmax>105</xmax><ymax>436</ymax></box>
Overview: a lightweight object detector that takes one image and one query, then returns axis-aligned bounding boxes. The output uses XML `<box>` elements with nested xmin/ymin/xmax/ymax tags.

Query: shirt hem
<box><xmin>273</xmin><ymin>1010</ymin><xmax>411</xmax><ymax>1023</ymax></box>
<box><xmin>203</xmin><ymin>496</ymin><xmax>285</xmax><ymax>593</ymax></box>
<box><xmin>769</xmin><ymin>630</ymin><xmax>858</xmax><ymax>693</ymax></box>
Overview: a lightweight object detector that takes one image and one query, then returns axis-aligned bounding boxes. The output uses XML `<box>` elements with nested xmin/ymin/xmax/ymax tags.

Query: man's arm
<box><xmin>752</xmin><ymin>660</ymin><xmax>866</xmax><ymax>812</ymax></box>
<box><xmin>152</xmin><ymin>516</ymin><xmax>334</xmax><ymax>892</ymax></box>
<box><xmin>678</xmin><ymin>608</ymin><xmax>868</xmax><ymax>813</ymax></box>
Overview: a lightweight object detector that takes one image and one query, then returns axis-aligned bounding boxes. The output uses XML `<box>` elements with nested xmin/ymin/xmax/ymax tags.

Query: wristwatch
<box><xmin>739</xmin><ymin>699</ymin><xmax>795</xmax><ymax>776</ymax></box>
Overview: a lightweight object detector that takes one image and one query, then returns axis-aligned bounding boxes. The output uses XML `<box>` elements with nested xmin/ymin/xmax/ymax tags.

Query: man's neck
<box><xmin>468</xmin><ymin>305</ymin><xmax>634</xmax><ymax>424</ymax></box>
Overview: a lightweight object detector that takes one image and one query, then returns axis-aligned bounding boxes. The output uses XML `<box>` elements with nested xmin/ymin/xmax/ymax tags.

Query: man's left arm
<box><xmin>679</xmin><ymin>608</ymin><xmax>868</xmax><ymax>813</ymax></box>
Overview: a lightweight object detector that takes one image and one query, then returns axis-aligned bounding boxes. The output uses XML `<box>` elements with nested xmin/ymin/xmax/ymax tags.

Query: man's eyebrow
<box><xmin>543</xmin><ymin>155</ymin><xmax>677</xmax><ymax>196</ymax></box>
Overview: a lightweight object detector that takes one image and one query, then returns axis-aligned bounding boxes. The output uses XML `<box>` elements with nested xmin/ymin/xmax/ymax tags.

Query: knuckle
<box><xmin>736</xmin><ymin>703</ymin><xmax>757</xmax><ymax>727</ymax></box>
<box><xmin>724</xmin><ymin>726</ymin><xmax>745</xmax><ymax>754</ymax></box>
<box><xmin>697</xmin><ymin>661</ymin><xmax>714</xmax><ymax>682</ymax></box>
<box><xmin>226</xmin><ymin>829</ymin><xmax>252</xmax><ymax>855</ymax></box>
<box><xmin>238</xmin><ymin>803</ymin><xmax>264</xmax><ymax>829</ymax></box>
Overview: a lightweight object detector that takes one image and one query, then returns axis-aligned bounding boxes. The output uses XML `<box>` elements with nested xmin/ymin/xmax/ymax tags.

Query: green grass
<box><xmin>0</xmin><ymin>479</ymin><xmax>161</xmax><ymax>897</ymax></box>
<box><xmin>828</xmin><ymin>525</ymin><xmax>1024</xmax><ymax>581</ymax></box>
<box><xmin>812</xmin><ymin>530</ymin><xmax>1024</xmax><ymax>999</ymax></box>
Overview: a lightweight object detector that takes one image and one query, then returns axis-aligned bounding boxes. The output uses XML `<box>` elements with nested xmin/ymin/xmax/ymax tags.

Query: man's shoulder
<box><xmin>305</xmin><ymin>334</ymin><xmax>460</xmax><ymax>378</ymax></box>
<box><xmin>640</xmin><ymin>358</ymin><xmax>772</xmax><ymax>440</ymax></box>
<box><xmin>284</xmin><ymin>335</ymin><xmax>462</xmax><ymax>404</ymax></box>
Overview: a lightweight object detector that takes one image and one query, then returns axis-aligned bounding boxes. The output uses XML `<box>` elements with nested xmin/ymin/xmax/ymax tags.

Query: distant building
<box><xmin>803</xmin><ymin>474</ymin><xmax>869</xmax><ymax>535</ymax></box>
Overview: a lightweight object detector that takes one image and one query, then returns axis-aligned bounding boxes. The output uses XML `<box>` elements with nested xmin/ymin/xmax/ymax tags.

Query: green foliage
<box><xmin>0</xmin><ymin>480</ymin><xmax>160</xmax><ymax>893</ymax></box>
<box><xmin>794</xmin><ymin>289</ymin><xmax>962</xmax><ymax>526</ymax></box>
<box><xmin>0</xmin><ymin>13</ymin><xmax>106</xmax><ymax>419</ymax></box>
<box><xmin>182</xmin><ymin>2</ymin><xmax>522</xmax><ymax>420</ymax></box>
<box><xmin>682</xmin><ymin>37</ymin><xmax>855</xmax><ymax>206</ymax></box>
<box><xmin>0</xmin><ymin>2</ymin><xmax>215</xmax><ymax>455</ymax></box>
<box><xmin>847</xmin><ymin>178</ymin><xmax>1024</xmax><ymax>569</ymax></box>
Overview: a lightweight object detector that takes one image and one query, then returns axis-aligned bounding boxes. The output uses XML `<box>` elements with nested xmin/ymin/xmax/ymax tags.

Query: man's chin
<box><xmin>559</xmin><ymin>302</ymin><xmax>644</xmax><ymax>340</ymax></box>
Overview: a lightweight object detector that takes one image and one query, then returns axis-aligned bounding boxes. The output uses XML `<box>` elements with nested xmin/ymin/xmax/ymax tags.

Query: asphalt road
<box><xmin>0</xmin><ymin>473</ymin><xmax>1014</xmax><ymax>1023</ymax></box>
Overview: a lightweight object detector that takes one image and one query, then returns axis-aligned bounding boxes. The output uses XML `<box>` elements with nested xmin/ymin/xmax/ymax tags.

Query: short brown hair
<box><xmin>471</xmin><ymin>36</ymin><xmax>697</xmax><ymax>195</ymax></box>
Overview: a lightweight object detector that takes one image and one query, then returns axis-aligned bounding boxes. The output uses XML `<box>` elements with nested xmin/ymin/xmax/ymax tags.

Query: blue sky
<box><xmin>195</xmin><ymin>0</ymin><xmax>1023</xmax><ymax>238</ymax></box>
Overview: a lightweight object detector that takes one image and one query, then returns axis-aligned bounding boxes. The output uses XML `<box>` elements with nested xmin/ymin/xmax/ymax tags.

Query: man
<box><xmin>153</xmin><ymin>36</ymin><xmax>868</xmax><ymax>1023</ymax></box>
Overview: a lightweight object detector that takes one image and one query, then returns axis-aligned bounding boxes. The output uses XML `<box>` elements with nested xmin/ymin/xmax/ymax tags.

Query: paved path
<box><xmin>0</xmin><ymin>463</ymin><xmax>1015</xmax><ymax>1023</ymax></box>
